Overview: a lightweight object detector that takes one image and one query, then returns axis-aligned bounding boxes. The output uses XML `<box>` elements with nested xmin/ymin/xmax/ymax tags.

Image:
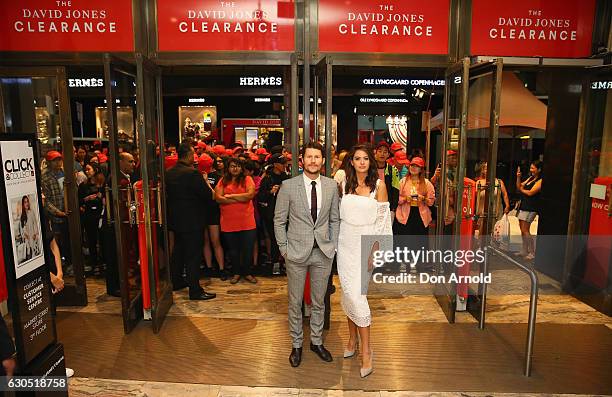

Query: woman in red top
<box><xmin>215</xmin><ymin>157</ymin><xmax>258</xmax><ymax>284</ymax></box>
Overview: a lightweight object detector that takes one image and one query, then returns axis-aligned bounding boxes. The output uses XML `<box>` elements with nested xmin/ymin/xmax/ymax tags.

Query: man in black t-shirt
<box><xmin>257</xmin><ymin>154</ymin><xmax>289</xmax><ymax>272</ymax></box>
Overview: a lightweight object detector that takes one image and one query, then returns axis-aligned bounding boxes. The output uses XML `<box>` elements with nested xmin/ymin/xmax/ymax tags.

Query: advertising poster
<box><xmin>0</xmin><ymin>138</ymin><xmax>56</xmax><ymax>366</ymax></box>
<box><xmin>1</xmin><ymin>140</ymin><xmax>45</xmax><ymax>279</ymax></box>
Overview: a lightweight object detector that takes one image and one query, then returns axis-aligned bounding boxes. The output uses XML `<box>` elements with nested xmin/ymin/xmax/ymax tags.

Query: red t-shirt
<box><xmin>218</xmin><ymin>176</ymin><xmax>256</xmax><ymax>232</ymax></box>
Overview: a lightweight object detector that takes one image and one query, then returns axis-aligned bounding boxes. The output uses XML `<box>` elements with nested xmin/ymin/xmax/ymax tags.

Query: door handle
<box><xmin>125</xmin><ymin>184</ymin><xmax>137</xmax><ymax>226</ymax></box>
<box><xmin>608</xmin><ymin>185</ymin><xmax>612</xmax><ymax>218</ymax></box>
<box><xmin>156</xmin><ymin>183</ymin><xmax>163</xmax><ymax>226</ymax></box>
<box><xmin>104</xmin><ymin>186</ymin><xmax>113</xmax><ymax>224</ymax></box>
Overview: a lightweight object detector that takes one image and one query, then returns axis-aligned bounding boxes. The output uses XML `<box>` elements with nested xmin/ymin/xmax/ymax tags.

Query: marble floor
<box><xmin>58</xmin><ymin>275</ymin><xmax>611</xmax><ymax>326</ymax></box>
<box><xmin>67</xmin><ymin>377</ymin><xmax>608</xmax><ymax>397</ymax></box>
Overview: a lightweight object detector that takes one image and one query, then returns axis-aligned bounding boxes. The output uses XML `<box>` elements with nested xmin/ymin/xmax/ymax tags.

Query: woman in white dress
<box><xmin>19</xmin><ymin>195</ymin><xmax>39</xmax><ymax>261</ymax></box>
<box><xmin>337</xmin><ymin>144</ymin><xmax>392</xmax><ymax>378</ymax></box>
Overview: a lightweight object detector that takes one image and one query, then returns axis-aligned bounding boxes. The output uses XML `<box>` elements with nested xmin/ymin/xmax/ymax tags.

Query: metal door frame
<box><xmin>0</xmin><ymin>66</ymin><xmax>87</xmax><ymax>306</ymax></box>
<box><xmin>103</xmin><ymin>54</ymin><xmax>143</xmax><ymax>333</ymax></box>
<box><xmin>313</xmin><ymin>56</ymin><xmax>333</xmax><ymax>174</ymax></box>
<box><xmin>135</xmin><ymin>54</ymin><xmax>173</xmax><ymax>333</ymax></box>
<box><xmin>435</xmin><ymin>57</ymin><xmax>502</xmax><ymax>323</ymax></box>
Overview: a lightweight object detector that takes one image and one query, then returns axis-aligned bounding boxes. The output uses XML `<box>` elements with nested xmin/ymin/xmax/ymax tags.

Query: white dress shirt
<box><xmin>303</xmin><ymin>172</ymin><xmax>322</xmax><ymax>218</ymax></box>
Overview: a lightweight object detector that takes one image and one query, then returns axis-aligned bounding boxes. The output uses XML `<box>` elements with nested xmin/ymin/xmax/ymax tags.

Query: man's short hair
<box><xmin>177</xmin><ymin>142</ymin><xmax>193</xmax><ymax>160</ymax></box>
<box><xmin>300</xmin><ymin>141</ymin><xmax>325</xmax><ymax>158</ymax></box>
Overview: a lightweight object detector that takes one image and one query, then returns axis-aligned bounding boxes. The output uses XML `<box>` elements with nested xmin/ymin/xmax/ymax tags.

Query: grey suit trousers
<box><xmin>286</xmin><ymin>248</ymin><xmax>333</xmax><ymax>348</ymax></box>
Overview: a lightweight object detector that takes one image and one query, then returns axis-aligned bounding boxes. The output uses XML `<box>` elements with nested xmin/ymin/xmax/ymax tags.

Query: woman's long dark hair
<box><xmin>344</xmin><ymin>144</ymin><xmax>378</xmax><ymax>195</ymax></box>
<box><xmin>20</xmin><ymin>196</ymin><xmax>29</xmax><ymax>227</ymax></box>
<box><xmin>222</xmin><ymin>157</ymin><xmax>246</xmax><ymax>187</ymax></box>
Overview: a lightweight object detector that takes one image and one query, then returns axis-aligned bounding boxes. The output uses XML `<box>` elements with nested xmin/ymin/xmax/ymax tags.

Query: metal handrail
<box><xmin>483</xmin><ymin>245</ymin><xmax>539</xmax><ymax>377</ymax></box>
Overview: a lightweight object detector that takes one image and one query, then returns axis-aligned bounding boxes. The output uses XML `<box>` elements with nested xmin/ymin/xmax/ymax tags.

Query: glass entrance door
<box><xmin>135</xmin><ymin>55</ymin><xmax>173</xmax><ymax>333</ymax></box>
<box><xmin>565</xmin><ymin>65</ymin><xmax>612</xmax><ymax>316</ymax></box>
<box><xmin>0</xmin><ymin>67</ymin><xmax>87</xmax><ymax>306</ymax></box>
<box><xmin>103</xmin><ymin>56</ymin><xmax>142</xmax><ymax>333</ymax></box>
<box><xmin>435</xmin><ymin>58</ymin><xmax>503</xmax><ymax>323</ymax></box>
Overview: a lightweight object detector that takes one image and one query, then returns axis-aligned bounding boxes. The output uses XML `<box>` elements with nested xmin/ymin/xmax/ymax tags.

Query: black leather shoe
<box><xmin>310</xmin><ymin>343</ymin><xmax>333</xmax><ymax>362</ymax></box>
<box><xmin>189</xmin><ymin>291</ymin><xmax>216</xmax><ymax>300</ymax></box>
<box><xmin>289</xmin><ymin>347</ymin><xmax>302</xmax><ymax>367</ymax></box>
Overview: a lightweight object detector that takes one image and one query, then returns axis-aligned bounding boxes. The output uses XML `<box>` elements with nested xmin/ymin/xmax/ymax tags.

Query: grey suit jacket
<box><xmin>274</xmin><ymin>174</ymin><xmax>340</xmax><ymax>264</ymax></box>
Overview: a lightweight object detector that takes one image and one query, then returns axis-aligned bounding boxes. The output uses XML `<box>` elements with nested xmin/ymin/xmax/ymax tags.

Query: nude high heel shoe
<box><xmin>343</xmin><ymin>340</ymin><xmax>358</xmax><ymax>358</ymax></box>
<box><xmin>360</xmin><ymin>350</ymin><xmax>374</xmax><ymax>378</ymax></box>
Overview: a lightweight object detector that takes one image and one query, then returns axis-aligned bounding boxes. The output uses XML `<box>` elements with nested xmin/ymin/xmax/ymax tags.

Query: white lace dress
<box><xmin>337</xmin><ymin>180</ymin><xmax>392</xmax><ymax>327</ymax></box>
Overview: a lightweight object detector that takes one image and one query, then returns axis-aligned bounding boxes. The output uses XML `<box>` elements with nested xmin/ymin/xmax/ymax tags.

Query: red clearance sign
<box><xmin>471</xmin><ymin>0</ymin><xmax>596</xmax><ymax>58</ymax></box>
<box><xmin>157</xmin><ymin>0</ymin><xmax>295</xmax><ymax>51</ymax></box>
<box><xmin>0</xmin><ymin>0</ymin><xmax>134</xmax><ymax>52</ymax></box>
<box><xmin>318</xmin><ymin>0</ymin><xmax>449</xmax><ymax>54</ymax></box>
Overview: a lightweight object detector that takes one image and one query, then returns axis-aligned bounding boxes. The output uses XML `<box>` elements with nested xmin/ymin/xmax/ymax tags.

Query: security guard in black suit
<box><xmin>166</xmin><ymin>142</ymin><xmax>216</xmax><ymax>300</ymax></box>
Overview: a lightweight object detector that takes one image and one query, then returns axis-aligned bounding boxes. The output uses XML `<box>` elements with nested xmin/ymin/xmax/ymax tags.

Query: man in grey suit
<box><xmin>274</xmin><ymin>141</ymin><xmax>340</xmax><ymax>367</ymax></box>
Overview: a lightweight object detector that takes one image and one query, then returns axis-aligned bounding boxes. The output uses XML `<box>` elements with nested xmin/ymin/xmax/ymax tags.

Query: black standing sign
<box><xmin>0</xmin><ymin>134</ymin><xmax>67</xmax><ymax>395</ymax></box>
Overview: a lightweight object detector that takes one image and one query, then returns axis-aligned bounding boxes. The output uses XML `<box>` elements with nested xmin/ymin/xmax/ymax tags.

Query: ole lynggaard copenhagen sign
<box><xmin>0</xmin><ymin>0</ymin><xmax>134</xmax><ymax>51</ymax></box>
<box><xmin>318</xmin><ymin>0</ymin><xmax>450</xmax><ymax>54</ymax></box>
<box><xmin>156</xmin><ymin>0</ymin><xmax>295</xmax><ymax>51</ymax></box>
<box><xmin>471</xmin><ymin>0</ymin><xmax>597</xmax><ymax>58</ymax></box>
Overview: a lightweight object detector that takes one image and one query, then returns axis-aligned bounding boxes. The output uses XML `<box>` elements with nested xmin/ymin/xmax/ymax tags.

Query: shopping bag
<box><xmin>493</xmin><ymin>214</ymin><xmax>510</xmax><ymax>250</ymax></box>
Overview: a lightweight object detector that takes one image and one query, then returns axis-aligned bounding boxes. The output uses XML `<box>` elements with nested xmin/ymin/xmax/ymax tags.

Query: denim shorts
<box><xmin>517</xmin><ymin>210</ymin><xmax>537</xmax><ymax>223</ymax></box>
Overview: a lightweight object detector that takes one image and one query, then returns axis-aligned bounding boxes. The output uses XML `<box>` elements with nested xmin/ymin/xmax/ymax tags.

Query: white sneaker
<box><xmin>66</xmin><ymin>368</ymin><xmax>74</xmax><ymax>378</ymax></box>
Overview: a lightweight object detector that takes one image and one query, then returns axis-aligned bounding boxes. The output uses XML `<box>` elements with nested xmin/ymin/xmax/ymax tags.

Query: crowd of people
<box><xmin>29</xmin><ymin>135</ymin><xmax>544</xmax><ymax>379</ymax></box>
<box><xmin>35</xmin><ymin>136</ymin><xmax>542</xmax><ymax>304</ymax></box>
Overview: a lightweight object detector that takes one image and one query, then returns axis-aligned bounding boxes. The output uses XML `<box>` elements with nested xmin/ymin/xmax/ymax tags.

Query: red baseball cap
<box><xmin>198</xmin><ymin>153</ymin><xmax>214</xmax><ymax>173</ymax></box>
<box><xmin>212</xmin><ymin>145</ymin><xmax>226</xmax><ymax>156</ymax></box>
<box><xmin>196</xmin><ymin>141</ymin><xmax>207</xmax><ymax>149</ymax></box>
<box><xmin>390</xmin><ymin>142</ymin><xmax>403</xmax><ymax>152</ymax></box>
<box><xmin>410</xmin><ymin>157</ymin><xmax>425</xmax><ymax>168</ymax></box>
<box><xmin>225</xmin><ymin>149</ymin><xmax>233</xmax><ymax>156</ymax></box>
<box><xmin>255</xmin><ymin>148</ymin><xmax>269</xmax><ymax>155</ymax></box>
<box><xmin>393</xmin><ymin>151</ymin><xmax>410</xmax><ymax>166</ymax></box>
<box><xmin>97</xmin><ymin>153</ymin><xmax>108</xmax><ymax>163</ymax></box>
<box><xmin>233</xmin><ymin>146</ymin><xmax>244</xmax><ymax>154</ymax></box>
<box><xmin>447</xmin><ymin>150</ymin><xmax>457</xmax><ymax>156</ymax></box>
<box><xmin>45</xmin><ymin>150</ymin><xmax>62</xmax><ymax>161</ymax></box>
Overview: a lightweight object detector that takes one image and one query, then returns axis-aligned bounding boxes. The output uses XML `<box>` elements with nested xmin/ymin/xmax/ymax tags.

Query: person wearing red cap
<box><xmin>41</xmin><ymin>150</ymin><xmax>72</xmax><ymax>265</ymax></box>
<box><xmin>395</xmin><ymin>156</ymin><xmax>436</xmax><ymax>271</ymax></box>
<box><xmin>166</xmin><ymin>142</ymin><xmax>216</xmax><ymax>300</ymax></box>
<box><xmin>389</xmin><ymin>142</ymin><xmax>403</xmax><ymax>154</ymax></box>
